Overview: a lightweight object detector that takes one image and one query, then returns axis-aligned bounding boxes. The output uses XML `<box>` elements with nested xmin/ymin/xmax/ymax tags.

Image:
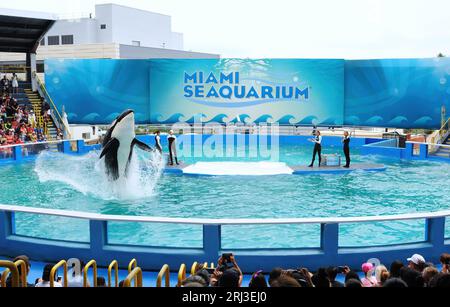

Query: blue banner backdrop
<box><xmin>345</xmin><ymin>58</ymin><xmax>450</xmax><ymax>129</ymax></box>
<box><xmin>45</xmin><ymin>58</ymin><xmax>450</xmax><ymax>129</ymax></box>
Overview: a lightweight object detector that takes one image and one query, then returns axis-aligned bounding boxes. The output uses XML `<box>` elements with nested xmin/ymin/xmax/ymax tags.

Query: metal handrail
<box><xmin>124</xmin><ymin>268</ymin><xmax>143</xmax><ymax>287</ymax></box>
<box><xmin>438</xmin><ymin>117</ymin><xmax>450</xmax><ymax>140</ymax></box>
<box><xmin>33</xmin><ymin>72</ymin><xmax>72</xmax><ymax>139</ymax></box>
<box><xmin>177</xmin><ymin>264</ymin><xmax>186</xmax><ymax>287</ymax></box>
<box><xmin>83</xmin><ymin>260</ymin><xmax>97</xmax><ymax>287</ymax></box>
<box><xmin>1</xmin><ymin>204</ymin><xmax>450</xmax><ymax>226</ymax></box>
<box><xmin>50</xmin><ymin>260</ymin><xmax>68</xmax><ymax>287</ymax></box>
<box><xmin>407</xmin><ymin>141</ymin><xmax>450</xmax><ymax>148</ymax></box>
<box><xmin>156</xmin><ymin>264</ymin><xmax>170</xmax><ymax>287</ymax></box>
<box><xmin>0</xmin><ymin>260</ymin><xmax>27</xmax><ymax>288</ymax></box>
<box><xmin>190</xmin><ymin>262</ymin><xmax>199</xmax><ymax>275</ymax></box>
<box><xmin>0</xmin><ymin>261</ymin><xmax>19</xmax><ymax>288</ymax></box>
<box><xmin>128</xmin><ymin>259</ymin><xmax>138</xmax><ymax>286</ymax></box>
<box><xmin>108</xmin><ymin>260</ymin><xmax>119</xmax><ymax>288</ymax></box>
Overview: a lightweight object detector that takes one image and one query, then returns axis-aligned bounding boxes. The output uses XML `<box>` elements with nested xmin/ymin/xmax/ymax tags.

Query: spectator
<box><xmin>327</xmin><ymin>267</ymin><xmax>344</xmax><ymax>287</ymax></box>
<box><xmin>383</xmin><ymin>278</ymin><xmax>408</xmax><ymax>288</ymax></box>
<box><xmin>440</xmin><ymin>253</ymin><xmax>450</xmax><ymax>273</ymax></box>
<box><xmin>35</xmin><ymin>264</ymin><xmax>62</xmax><ymax>287</ymax></box>
<box><xmin>211</xmin><ymin>254</ymin><xmax>243</xmax><ymax>287</ymax></box>
<box><xmin>345</xmin><ymin>279</ymin><xmax>362</xmax><ymax>288</ymax></box>
<box><xmin>344</xmin><ymin>269</ymin><xmax>361</xmax><ymax>284</ymax></box>
<box><xmin>11</xmin><ymin>73</ymin><xmax>19</xmax><ymax>96</ymax></box>
<box><xmin>270</xmin><ymin>275</ymin><xmax>301</xmax><ymax>287</ymax></box>
<box><xmin>422</xmin><ymin>266</ymin><xmax>439</xmax><ymax>287</ymax></box>
<box><xmin>435</xmin><ymin>274</ymin><xmax>450</xmax><ymax>288</ymax></box>
<box><xmin>1</xmin><ymin>75</ymin><xmax>9</xmax><ymax>96</ymax></box>
<box><xmin>97</xmin><ymin>276</ymin><xmax>107</xmax><ymax>287</ymax></box>
<box><xmin>249</xmin><ymin>271</ymin><xmax>268</xmax><ymax>288</ymax></box>
<box><xmin>407</xmin><ymin>254</ymin><xmax>426</xmax><ymax>272</ymax></box>
<box><xmin>389</xmin><ymin>260</ymin><xmax>404</xmax><ymax>279</ymax></box>
<box><xmin>375</xmin><ymin>265</ymin><xmax>390</xmax><ymax>287</ymax></box>
<box><xmin>5</xmin><ymin>255</ymin><xmax>33</xmax><ymax>287</ymax></box>
<box><xmin>182</xmin><ymin>275</ymin><xmax>207</xmax><ymax>287</ymax></box>
<box><xmin>218</xmin><ymin>268</ymin><xmax>241</xmax><ymax>287</ymax></box>
<box><xmin>195</xmin><ymin>268</ymin><xmax>211</xmax><ymax>287</ymax></box>
<box><xmin>311</xmin><ymin>268</ymin><xmax>330</xmax><ymax>288</ymax></box>
<box><xmin>268</xmin><ymin>267</ymin><xmax>283</xmax><ymax>286</ymax></box>
<box><xmin>400</xmin><ymin>267</ymin><xmax>424</xmax><ymax>288</ymax></box>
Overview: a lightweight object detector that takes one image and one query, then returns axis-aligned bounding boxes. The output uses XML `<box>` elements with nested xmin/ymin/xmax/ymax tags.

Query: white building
<box><xmin>42</xmin><ymin>3</ymin><xmax>184</xmax><ymax>50</ymax></box>
<box><xmin>0</xmin><ymin>3</ymin><xmax>219</xmax><ymax>66</ymax></box>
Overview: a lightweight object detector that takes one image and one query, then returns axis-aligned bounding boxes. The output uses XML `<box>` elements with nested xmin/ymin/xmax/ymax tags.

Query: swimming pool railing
<box><xmin>0</xmin><ymin>204</ymin><xmax>449</xmax><ymax>272</ymax></box>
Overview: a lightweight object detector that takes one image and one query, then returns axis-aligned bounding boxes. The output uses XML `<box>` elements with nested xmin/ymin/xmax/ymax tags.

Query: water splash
<box><xmin>34</xmin><ymin>150</ymin><xmax>165</xmax><ymax>202</ymax></box>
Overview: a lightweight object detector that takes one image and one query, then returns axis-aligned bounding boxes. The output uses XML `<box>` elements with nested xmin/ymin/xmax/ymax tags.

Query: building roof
<box><xmin>0</xmin><ymin>8</ymin><xmax>56</xmax><ymax>53</ymax></box>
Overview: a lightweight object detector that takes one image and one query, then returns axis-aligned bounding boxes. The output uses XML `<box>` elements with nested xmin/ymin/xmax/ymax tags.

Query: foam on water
<box><xmin>182</xmin><ymin>162</ymin><xmax>294</xmax><ymax>176</ymax></box>
<box><xmin>34</xmin><ymin>150</ymin><xmax>165</xmax><ymax>201</ymax></box>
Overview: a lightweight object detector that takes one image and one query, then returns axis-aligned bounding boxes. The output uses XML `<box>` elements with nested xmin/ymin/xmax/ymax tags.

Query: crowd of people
<box><xmin>183</xmin><ymin>253</ymin><xmax>450</xmax><ymax>288</ymax></box>
<box><xmin>4</xmin><ymin>252</ymin><xmax>450</xmax><ymax>288</ymax></box>
<box><xmin>1</xmin><ymin>73</ymin><xmax>54</xmax><ymax>152</ymax></box>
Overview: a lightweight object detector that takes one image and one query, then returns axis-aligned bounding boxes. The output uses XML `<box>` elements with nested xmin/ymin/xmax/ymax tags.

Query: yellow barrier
<box><xmin>177</xmin><ymin>264</ymin><xmax>186</xmax><ymax>287</ymax></box>
<box><xmin>128</xmin><ymin>258</ymin><xmax>138</xmax><ymax>286</ymax></box>
<box><xmin>50</xmin><ymin>260</ymin><xmax>68</xmax><ymax>287</ymax></box>
<box><xmin>108</xmin><ymin>260</ymin><xmax>119</xmax><ymax>288</ymax></box>
<box><xmin>156</xmin><ymin>264</ymin><xmax>170</xmax><ymax>287</ymax></box>
<box><xmin>83</xmin><ymin>260</ymin><xmax>98</xmax><ymax>288</ymax></box>
<box><xmin>124</xmin><ymin>267</ymin><xmax>143</xmax><ymax>287</ymax></box>
<box><xmin>0</xmin><ymin>261</ymin><xmax>19</xmax><ymax>288</ymax></box>
<box><xmin>190</xmin><ymin>262</ymin><xmax>198</xmax><ymax>275</ymax></box>
<box><xmin>13</xmin><ymin>260</ymin><xmax>27</xmax><ymax>287</ymax></box>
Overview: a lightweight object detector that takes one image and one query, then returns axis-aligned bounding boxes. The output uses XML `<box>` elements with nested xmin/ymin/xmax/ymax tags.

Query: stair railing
<box><xmin>428</xmin><ymin>117</ymin><xmax>449</xmax><ymax>154</ymax></box>
<box><xmin>32</xmin><ymin>72</ymin><xmax>72</xmax><ymax>140</ymax></box>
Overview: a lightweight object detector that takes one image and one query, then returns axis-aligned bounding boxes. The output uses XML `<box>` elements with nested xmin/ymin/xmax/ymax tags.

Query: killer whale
<box><xmin>100</xmin><ymin>109</ymin><xmax>154</xmax><ymax>181</ymax></box>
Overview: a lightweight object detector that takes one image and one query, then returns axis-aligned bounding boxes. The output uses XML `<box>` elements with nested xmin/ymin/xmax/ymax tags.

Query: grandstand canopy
<box><xmin>0</xmin><ymin>8</ymin><xmax>56</xmax><ymax>53</ymax></box>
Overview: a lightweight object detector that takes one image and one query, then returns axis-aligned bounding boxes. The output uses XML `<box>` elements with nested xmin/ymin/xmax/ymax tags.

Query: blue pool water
<box><xmin>1</xmin><ymin>144</ymin><xmax>449</xmax><ymax>248</ymax></box>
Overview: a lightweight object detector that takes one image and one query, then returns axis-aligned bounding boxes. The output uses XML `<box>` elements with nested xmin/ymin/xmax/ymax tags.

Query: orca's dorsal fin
<box><xmin>131</xmin><ymin>138</ymin><xmax>154</xmax><ymax>153</ymax></box>
<box><xmin>100</xmin><ymin>138</ymin><xmax>120</xmax><ymax>181</ymax></box>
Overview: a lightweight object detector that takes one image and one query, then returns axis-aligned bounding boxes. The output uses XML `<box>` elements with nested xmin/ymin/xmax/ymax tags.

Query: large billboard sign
<box><xmin>46</xmin><ymin>57</ymin><xmax>450</xmax><ymax>129</ymax></box>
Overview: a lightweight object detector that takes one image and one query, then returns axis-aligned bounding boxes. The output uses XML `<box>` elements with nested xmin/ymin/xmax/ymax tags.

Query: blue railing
<box><xmin>0</xmin><ymin>205</ymin><xmax>449</xmax><ymax>272</ymax></box>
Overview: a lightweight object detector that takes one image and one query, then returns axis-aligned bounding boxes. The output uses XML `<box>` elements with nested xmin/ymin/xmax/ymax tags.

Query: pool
<box><xmin>1</xmin><ymin>143</ymin><xmax>449</xmax><ymax>249</ymax></box>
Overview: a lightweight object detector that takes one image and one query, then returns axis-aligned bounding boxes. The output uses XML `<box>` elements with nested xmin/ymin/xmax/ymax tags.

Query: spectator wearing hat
<box><xmin>407</xmin><ymin>254</ymin><xmax>426</xmax><ymax>272</ymax></box>
<box><xmin>361</xmin><ymin>262</ymin><xmax>378</xmax><ymax>287</ymax></box>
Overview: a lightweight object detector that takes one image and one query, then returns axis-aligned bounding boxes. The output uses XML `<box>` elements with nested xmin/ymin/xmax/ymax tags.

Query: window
<box><xmin>100</xmin><ymin>24</ymin><xmax>107</xmax><ymax>29</ymax></box>
<box><xmin>132</xmin><ymin>40</ymin><xmax>141</xmax><ymax>47</ymax></box>
<box><xmin>62</xmin><ymin>35</ymin><xmax>74</xmax><ymax>45</ymax></box>
<box><xmin>40</xmin><ymin>38</ymin><xmax>45</xmax><ymax>46</ymax></box>
<box><xmin>48</xmin><ymin>36</ymin><xmax>60</xmax><ymax>46</ymax></box>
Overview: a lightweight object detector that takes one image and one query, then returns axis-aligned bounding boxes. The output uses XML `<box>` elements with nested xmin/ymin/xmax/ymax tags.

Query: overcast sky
<box><xmin>2</xmin><ymin>0</ymin><xmax>449</xmax><ymax>58</ymax></box>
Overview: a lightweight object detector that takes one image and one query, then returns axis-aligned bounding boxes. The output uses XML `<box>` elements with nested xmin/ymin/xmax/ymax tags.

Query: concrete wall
<box><xmin>91</xmin><ymin>4</ymin><xmax>183</xmax><ymax>50</ymax></box>
<box><xmin>44</xmin><ymin>18</ymin><xmax>98</xmax><ymax>45</ymax></box>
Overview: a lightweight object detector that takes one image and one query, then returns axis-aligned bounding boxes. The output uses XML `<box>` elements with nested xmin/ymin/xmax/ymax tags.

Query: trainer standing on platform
<box><xmin>308</xmin><ymin>130</ymin><xmax>322</xmax><ymax>167</ymax></box>
<box><xmin>154</xmin><ymin>131</ymin><xmax>162</xmax><ymax>154</ymax></box>
<box><xmin>342</xmin><ymin>131</ymin><xmax>351</xmax><ymax>168</ymax></box>
<box><xmin>167</xmin><ymin>130</ymin><xmax>179</xmax><ymax>166</ymax></box>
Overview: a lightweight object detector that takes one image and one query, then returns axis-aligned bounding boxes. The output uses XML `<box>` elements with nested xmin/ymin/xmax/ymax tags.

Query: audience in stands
<box><xmin>0</xmin><ymin>73</ymin><xmax>50</xmax><ymax>149</ymax></box>
<box><xmin>3</xmin><ymin>252</ymin><xmax>450</xmax><ymax>287</ymax></box>
<box><xmin>183</xmin><ymin>252</ymin><xmax>450</xmax><ymax>288</ymax></box>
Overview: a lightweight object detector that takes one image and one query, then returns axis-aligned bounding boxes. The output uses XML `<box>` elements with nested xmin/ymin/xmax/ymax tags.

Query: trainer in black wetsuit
<box><xmin>167</xmin><ymin>130</ymin><xmax>179</xmax><ymax>166</ymax></box>
<box><xmin>308</xmin><ymin>131</ymin><xmax>322</xmax><ymax>167</ymax></box>
<box><xmin>154</xmin><ymin>131</ymin><xmax>162</xmax><ymax>154</ymax></box>
<box><xmin>342</xmin><ymin>131</ymin><xmax>351</xmax><ymax>168</ymax></box>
